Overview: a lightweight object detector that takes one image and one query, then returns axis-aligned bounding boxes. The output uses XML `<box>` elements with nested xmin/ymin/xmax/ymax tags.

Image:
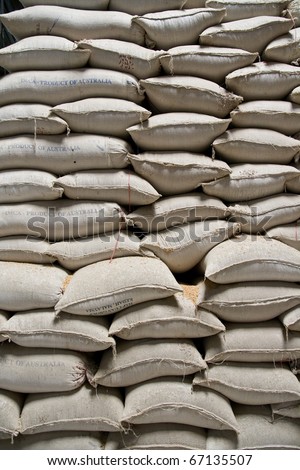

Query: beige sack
<box><xmin>225</xmin><ymin>62</ymin><xmax>300</xmax><ymax>101</ymax></box>
<box><xmin>1</xmin><ymin>309</ymin><xmax>115</xmax><ymax>352</ymax></box>
<box><xmin>230</xmin><ymin>100</ymin><xmax>300</xmax><ymax>135</ymax></box>
<box><xmin>266</xmin><ymin>223</ymin><xmax>300</xmax><ymax>251</ymax></box>
<box><xmin>0</xmin><ymin>69</ymin><xmax>144</xmax><ymax>107</ymax></box>
<box><xmin>78</xmin><ymin>39</ymin><xmax>163</xmax><ymax>79</ymax></box>
<box><xmin>263</xmin><ymin>28</ymin><xmax>300</xmax><ymax>65</ymax></box>
<box><xmin>140</xmin><ymin>220</ymin><xmax>240</xmax><ymax>272</ymax></box>
<box><xmin>202</xmin><ymin>163</ymin><xmax>299</xmax><ymax>202</ymax></box>
<box><xmin>20</xmin><ymin>0</ymin><xmax>109</xmax><ymax>8</ymax></box>
<box><xmin>0</xmin><ymin>200</ymin><xmax>125</xmax><ymax>241</ymax></box>
<box><xmin>212</xmin><ymin>128</ymin><xmax>300</xmax><ymax>164</ymax></box>
<box><xmin>109</xmin><ymin>0</ymin><xmax>185</xmax><ymax>14</ymax></box>
<box><xmin>0</xmin><ymin>389</ymin><xmax>23</xmax><ymax>440</ymax></box>
<box><xmin>133</xmin><ymin>8</ymin><xmax>225</xmax><ymax>50</ymax></box>
<box><xmin>109</xmin><ymin>293</ymin><xmax>225</xmax><ymax>340</ymax></box>
<box><xmin>47</xmin><ymin>232</ymin><xmax>141</xmax><ymax>271</ymax></box>
<box><xmin>0</xmin><ymin>169</ymin><xmax>62</xmax><ymax>203</ymax></box>
<box><xmin>93</xmin><ymin>338</ymin><xmax>206</xmax><ymax>387</ymax></box>
<box><xmin>127</xmin><ymin>113</ymin><xmax>231</xmax><ymax>152</ymax></box>
<box><xmin>55</xmin><ymin>170</ymin><xmax>160</xmax><ymax>206</ymax></box>
<box><xmin>51</xmin><ymin>98</ymin><xmax>151</xmax><ymax>138</ymax></box>
<box><xmin>127</xmin><ymin>193</ymin><xmax>227</xmax><ymax>232</ymax></box>
<box><xmin>0</xmin><ymin>134</ymin><xmax>131</xmax><ymax>174</ymax></box>
<box><xmin>0</xmin><ymin>6</ymin><xmax>145</xmax><ymax>44</ymax></box>
<box><xmin>280</xmin><ymin>306</ymin><xmax>300</xmax><ymax>332</ymax></box>
<box><xmin>0</xmin><ymin>311</ymin><xmax>9</xmax><ymax>343</ymax></box>
<box><xmin>0</xmin><ymin>432</ymin><xmax>105</xmax><ymax>450</ymax></box>
<box><xmin>122</xmin><ymin>376</ymin><xmax>238</xmax><ymax>431</ymax></box>
<box><xmin>160</xmin><ymin>46</ymin><xmax>258</xmax><ymax>84</ymax></box>
<box><xmin>0</xmin><ymin>236</ymin><xmax>53</xmax><ymax>264</ymax></box>
<box><xmin>197</xmin><ymin>279</ymin><xmax>300</xmax><ymax>322</ymax></box>
<box><xmin>0</xmin><ymin>103</ymin><xmax>68</xmax><ymax>138</ymax></box>
<box><xmin>272</xmin><ymin>400</ymin><xmax>300</xmax><ymax>419</ymax></box>
<box><xmin>199</xmin><ymin>235</ymin><xmax>300</xmax><ymax>284</ymax></box>
<box><xmin>0</xmin><ymin>343</ymin><xmax>90</xmax><ymax>393</ymax></box>
<box><xmin>228</xmin><ymin>193</ymin><xmax>300</xmax><ymax>233</ymax></box>
<box><xmin>206</xmin><ymin>0</ymin><xmax>289</xmax><ymax>22</ymax></box>
<box><xmin>140</xmin><ymin>76</ymin><xmax>242</xmax><ymax>118</ymax></box>
<box><xmin>200</xmin><ymin>16</ymin><xmax>293</xmax><ymax>53</ymax></box>
<box><xmin>55</xmin><ymin>256</ymin><xmax>182</xmax><ymax>316</ymax></box>
<box><xmin>0</xmin><ymin>36</ymin><xmax>90</xmax><ymax>72</ymax></box>
<box><xmin>207</xmin><ymin>404</ymin><xmax>300</xmax><ymax>449</ymax></box>
<box><xmin>289</xmin><ymin>85</ymin><xmax>300</xmax><ymax>104</ymax></box>
<box><xmin>194</xmin><ymin>362</ymin><xmax>300</xmax><ymax>404</ymax></box>
<box><xmin>20</xmin><ymin>384</ymin><xmax>123</xmax><ymax>434</ymax></box>
<box><xmin>105</xmin><ymin>424</ymin><xmax>207</xmax><ymax>450</ymax></box>
<box><xmin>203</xmin><ymin>319</ymin><xmax>300</xmax><ymax>363</ymax></box>
<box><xmin>129</xmin><ymin>152</ymin><xmax>231</xmax><ymax>196</ymax></box>
<box><xmin>286</xmin><ymin>172</ymin><xmax>300</xmax><ymax>192</ymax></box>
<box><xmin>0</xmin><ymin>261</ymin><xmax>67</xmax><ymax>311</ymax></box>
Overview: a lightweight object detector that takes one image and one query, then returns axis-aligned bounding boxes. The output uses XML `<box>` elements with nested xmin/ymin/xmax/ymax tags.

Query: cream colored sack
<box><xmin>1</xmin><ymin>310</ymin><xmax>115</xmax><ymax>352</ymax></box>
<box><xmin>20</xmin><ymin>384</ymin><xmax>123</xmax><ymax>434</ymax></box>
<box><xmin>212</xmin><ymin>128</ymin><xmax>300</xmax><ymax>164</ymax></box>
<box><xmin>0</xmin><ymin>170</ymin><xmax>62</xmax><ymax>203</ymax></box>
<box><xmin>105</xmin><ymin>423</ymin><xmax>207</xmax><ymax>450</ymax></box>
<box><xmin>140</xmin><ymin>220</ymin><xmax>240</xmax><ymax>273</ymax></box>
<box><xmin>122</xmin><ymin>376</ymin><xmax>238</xmax><ymax>431</ymax></box>
<box><xmin>0</xmin><ymin>134</ymin><xmax>131</xmax><ymax>174</ymax></box>
<box><xmin>0</xmin><ymin>261</ymin><xmax>67</xmax><ymax>311</ymax></box>
<box><xmin>0</xmin><ymin>432</ymin><xmax>105</xmax><ymax>450</ymax></box>
<box><xmin>51</xmin><ymin>98</ymin><xmax>151</xmax><ymax>138</ymax></box>
<box><xmin>207</xmin><ymin>404</ymin><xmax>300</xmax><ymax>449</ymax></box>
<box><xmin>0</xmin><ymin>389</ymin><xmax>23</xmax><ymax>440</ymax></box>
<box><xmin>225</xmin><ymin>62</ymin><xmax>300</xmax><ymax>101</ymax></box>
<box><xmin>55</xmin><ymin>170</ymin><xmax>160</xmax><ymax>206</ymax></box>
<box><xmin>0</xmin><ymin>6</ymin><xmax>144</xmax><ymax>44</ymax></box>
<box><xmin>127</xmin><ymin>193</ymin><xmax>227</xmax><ymax>232</ymax></box>
<box><xmin>47</xmin><ymin>232</ymin><xmax>141</xmax><ymax>270</ymax></box>
<box><xmin>206</xmin><ymin>0</ymin><xmax>289</xmax><ymax>22</ymax></box>
<box><xmin>0</xmin><ymin>200</ymin><xmax>125</xmax><ymax>241</ymax></box>
<box><xmin>78</xmin><ymin>39</ymin><xmax>163</xmax><ymax>79</ymax></box>
<box><xmin>0</xmin><ymin>104</ymin><xmax>68</xmax><ymax>138</ymax></box>
<box><xmin>203</xmin><ymin>319</ymin><xmax>300</xmax><ymax>363</ymax></box>
<box><xmin>194</xmin><ymin>362</ymin><xmax>300</xmax><ymax>405</ymax></box>
<box><xmin>133</xmin><ymin>8</ymin><xmax>225</xmax><ymax>49</ymax></box>
<box><xmin>129</xmin><ymin>152</ymin><xmax>231</xmax><ymax>196</ymax></box>
<box><xmin>20</xmin><ymin>0</ymin><xmax>109</xmax><ymax>8</ymax></box>
<box><xmin>93</xmin><ymin>338</ymin><xmax>206</xmax><ymax>387</ymax></box>
<box><xmin>140</xmin><ymin>76</ymin><xmax>243</xmax><ymax>118</ymax></box>
<box><xmin>200</xmin><ymin>235</ymin><xmax>300</xmax><ymax>283</ymax></box>
<box><xmin>228</xmin><ymin>194</ymin><xmax>300</xmax><ymax>233</ymax></box>
<box><xmin>160</xmin><ymin>46</ymin><xmax>258</xmax><ymax>84</ymax></box>
<box><xmin>0</xmin><ymin>69</ymin><xmax>144</xmax><ymax>107</ymax></box>
<box><xmin>0</xmin><ymin>343</ymin><xmax>90</xmax><ymax>393</ymax></box>
<box><xmin>202</xmin><ymin>163</ymin><xmax>299</xmax><ymax>202</ymax></box>
<box><xmin>0</xmin><ymin>236</ymin><xmax>53</xmax><ymax>264</ymax></box>
<box><xmin>200</xmin><ymin>16</ymin><xmax>293</xmax><ymax>53</ymax></box>
<box><xmin>230</xmin><ymin>100</ymin><xmax>300</xmax><ymax>135</ymax></box>
<box><xmin>0</xmin><ymin>36</ymin><xmax>90</xmax><ymax>72</ymax></box>
<box><xmin>109</xmin><ymin>293</ymin><xmax>225</xmax><ymax>340</ymax></box>
<box><xmin>55</xmin><ymin>256</ymin><xmax>182</xmax><ymax>316</ymax></box>
<box><xmin>266</xmin><ymin>223</ymin><xmax>300</xmax><ymax>251</ymax></box>
<box><xmin>127</xmin><ymin>113</ymin><xmax>231</xmax><ymax>152</ymax></box>
<box><xmin>109</xmin><ymin>0</ymin><xmax>185</xmax><ymax>14</ymax></box>
<box><xmin>197</xmin><ymin>279</ymin><xmax>300</xmax><ymax>322</ymax></box>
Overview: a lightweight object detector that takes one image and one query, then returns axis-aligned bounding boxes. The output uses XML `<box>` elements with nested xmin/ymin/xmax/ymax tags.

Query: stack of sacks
<box><xmin>0</xmin><ymin>0</ymin><xmax>300</xmax><ymax>450</ymax></box>
<box><xmin>0</xmin><ymin>0</ymin><xmax>151</xmax><ymax>451</ymax></box>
